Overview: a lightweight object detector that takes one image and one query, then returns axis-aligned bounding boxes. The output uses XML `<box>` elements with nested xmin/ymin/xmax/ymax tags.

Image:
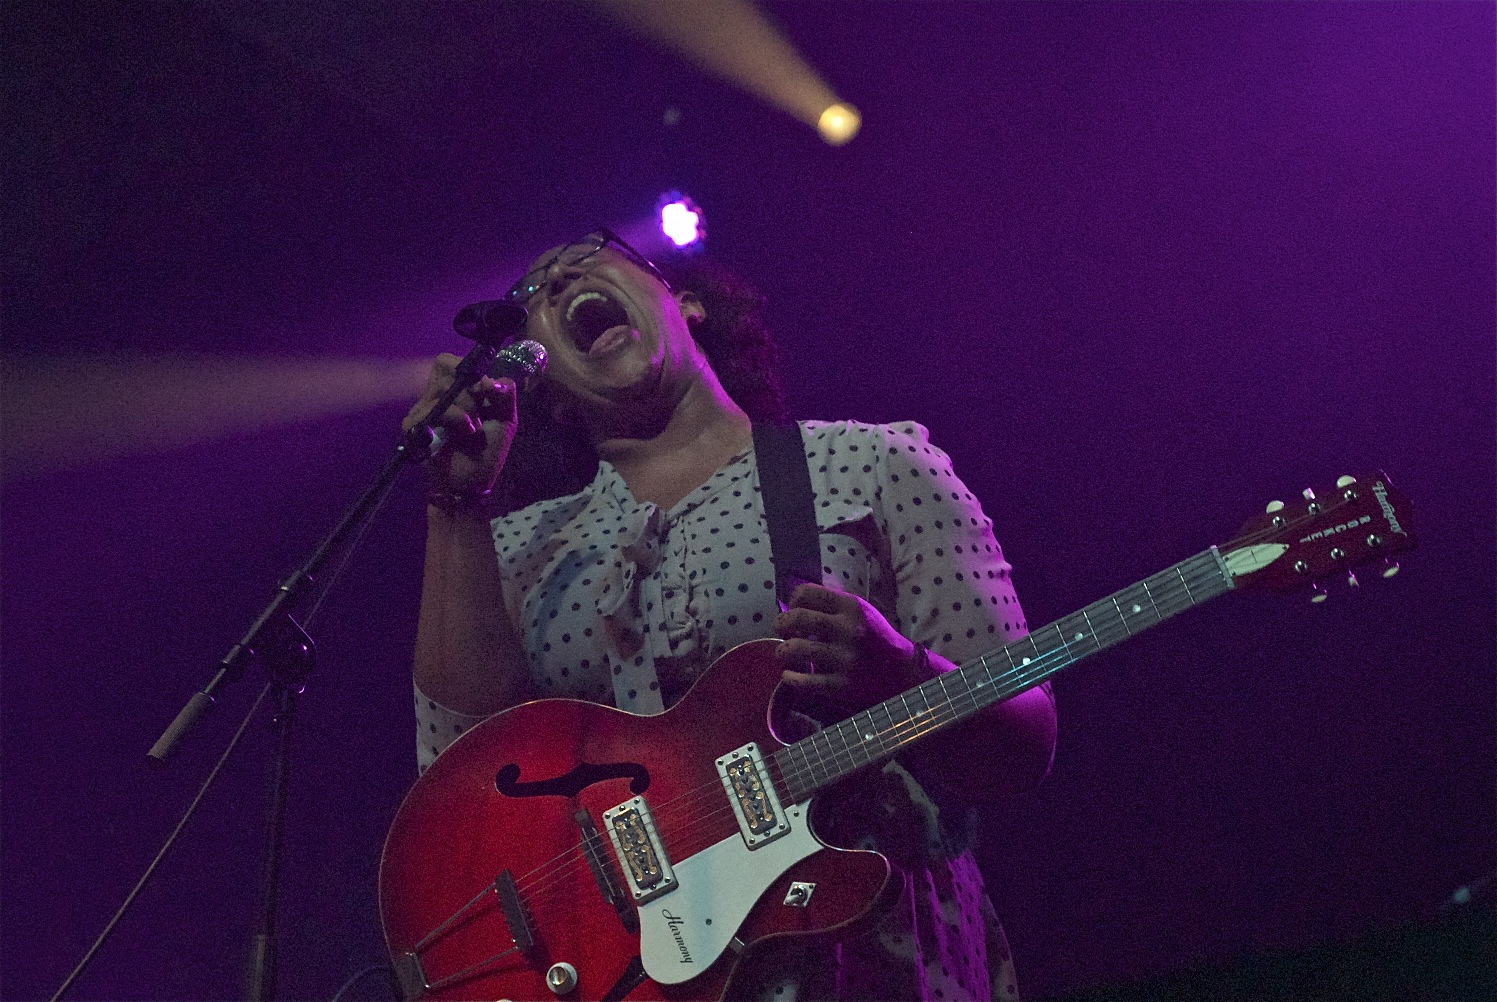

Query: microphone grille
<box><xmin>496</xmin><ymin>339</ymin><xmax>548</xmax><ymax>390</ymax></box>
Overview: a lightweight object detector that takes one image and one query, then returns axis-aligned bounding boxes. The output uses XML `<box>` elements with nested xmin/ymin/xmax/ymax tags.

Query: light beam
<box><xmin>1</xmin><ymin>354</ymin><xmax>430</xmax><ymax>482</ymax></box>
<box><xmin>598</xmin><ymin>0</ymin><xmax>861</xmax><ymax>145</ymax></box>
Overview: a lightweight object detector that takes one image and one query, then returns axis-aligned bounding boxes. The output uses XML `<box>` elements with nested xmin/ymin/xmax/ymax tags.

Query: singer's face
<box><xmin>518</xmin><ymin>243</ymin><xmax>709</xmax><ymax>431</ymax></box>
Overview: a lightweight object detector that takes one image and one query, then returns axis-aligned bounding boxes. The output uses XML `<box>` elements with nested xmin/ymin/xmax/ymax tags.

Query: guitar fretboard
<box><xmin>773</xmin><ymin>547</ymin><xmax>1233</xmax><ymax>801</ymax></box>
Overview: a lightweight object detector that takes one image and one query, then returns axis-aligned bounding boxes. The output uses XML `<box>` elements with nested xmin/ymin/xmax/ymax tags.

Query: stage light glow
<box><xmin>599</xmin><ymin>0</ymin><xmax>861</xmax><ymax>146</ymax></box>
<box><xmin>816</xmin><ymin>103</ymin><xmax>861</xmax><ymax>145</ymax></box>
<box><xmin>659</xmin><ymin>194</ymin><xmax>705</xmax><ymax>248</ymax></box>
<box><xmin>1</xmin><ymin>354</ymin><xmax>430</xmax><ymax>481</ymax></box>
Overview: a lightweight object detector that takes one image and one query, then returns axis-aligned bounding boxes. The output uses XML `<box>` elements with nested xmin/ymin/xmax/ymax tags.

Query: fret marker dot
<box><xmin>1131</xmin><ymin>604</ymin><xmax>1142</xmax><ymax>614</ymax></box>
<box><xmin>1074</xmin><ymin>632</ymin><xmax>1084</xmax><ymax>641</ymax></box>
<box><xmin>863</xmin><ymin>733</ymin><xmax>874</xmax><ymax>742</ymax></box>
<box><xmin>1021</xmin><ymin>657</ymin><xmax>1032</xmax><ymax>665</ymax></box>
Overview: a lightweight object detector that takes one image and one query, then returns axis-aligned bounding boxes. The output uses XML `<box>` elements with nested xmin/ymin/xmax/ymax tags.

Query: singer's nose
<box><xmin>538</xmin><ymin>260</ymin><xmax>589</xmax><ymax>301</ymax></box>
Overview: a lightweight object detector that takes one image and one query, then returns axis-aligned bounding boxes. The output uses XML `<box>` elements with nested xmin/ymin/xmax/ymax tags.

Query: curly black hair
<box><xmin>491</xmin><ymin>258</ymin><xmax>788</xmax><ymax>514</ymax></box>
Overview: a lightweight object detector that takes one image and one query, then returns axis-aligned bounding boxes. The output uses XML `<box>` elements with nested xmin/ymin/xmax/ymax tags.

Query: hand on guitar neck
<box><xmin>775</xmin><ymin>582</ymin><xmax>1058</xmax><ymax>801</ymax></box>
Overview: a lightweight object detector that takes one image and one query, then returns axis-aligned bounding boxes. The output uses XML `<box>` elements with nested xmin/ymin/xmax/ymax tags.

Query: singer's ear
<box><xmin>675</xmin><ymin>290</ymin><xmax>705</xmax><ymax>328</ymax></box>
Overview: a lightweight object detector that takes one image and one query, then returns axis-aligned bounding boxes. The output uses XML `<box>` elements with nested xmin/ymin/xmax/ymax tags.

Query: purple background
<box><xmin>3</xmin><ymin>2</ymin><xmax>1492</xmax><ymax>999</ymax></box>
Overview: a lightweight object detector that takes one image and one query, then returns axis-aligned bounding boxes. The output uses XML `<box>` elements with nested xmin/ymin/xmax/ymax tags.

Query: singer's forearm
<box><xmin>903</xmin><ymin>651</ymin><xmax>1057</xmax><ymax>802</ymax></box>
<box><xmin>413</xmin><ymin>506</ymin><xmax>529</xmax><ymax>717</ymax></box>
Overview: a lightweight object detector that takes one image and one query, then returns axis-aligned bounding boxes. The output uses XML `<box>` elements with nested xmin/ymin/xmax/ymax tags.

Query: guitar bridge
<box><xmin>602</xmin><ymin>796</ymin><xmax>677</xmax><ymax>904</ymax></box>
<box><xmin>716</xmin><ymin>742</ymin><xmax>790</xmax><ymax>848</ymax></box>
<box><xmin>576</xmin><ymin>809</ymin><xmax>637</xmax><ymax>931</ymax></box>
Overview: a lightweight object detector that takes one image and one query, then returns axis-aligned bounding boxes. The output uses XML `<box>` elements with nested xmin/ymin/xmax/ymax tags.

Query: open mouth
<box><xmin>564</xmin><ymin>291</ymin><xmax>631</xmax><ymax>353</ymax></box>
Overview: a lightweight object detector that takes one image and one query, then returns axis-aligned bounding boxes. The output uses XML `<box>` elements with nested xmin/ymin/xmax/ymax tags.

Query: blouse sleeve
<box><xmin>413</xmin><ymin>683</ymin><xmax>490</xmax><ymax>774</ymax></box>
<box><xmin>871</xmin><ymin>421</ymin><xmax>1029</xmax><ymax>664</ymax></box>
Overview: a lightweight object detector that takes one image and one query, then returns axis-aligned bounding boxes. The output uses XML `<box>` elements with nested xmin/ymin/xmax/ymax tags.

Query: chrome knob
<box><xmin>546</xmin><ymin>962</ymin><xmax>578</xmax><ymax>995</ymax></box>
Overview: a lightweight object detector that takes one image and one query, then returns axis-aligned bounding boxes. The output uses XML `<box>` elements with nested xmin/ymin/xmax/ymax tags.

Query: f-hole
<box><xmin>495</xmin><ymin>761</ymin><xmax>650</xmax><ymax>799</ymax></box>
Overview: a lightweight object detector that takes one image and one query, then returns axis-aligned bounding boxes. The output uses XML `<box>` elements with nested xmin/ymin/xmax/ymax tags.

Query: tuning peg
<box><xmin>1266</xmin><ymin>500</ymin><xmax>1285</xmax><ymax>514</ymax></box>
<box><xmin>1346</xmin><ymin>570</ymin><xmax>1360</xmax><ymax>588</ymax></box>
<box><xmin>1310</xmin><ymin>582</ymin><xmax>1329</xmax><ymax>603</ymax></box>
<box><xmin>1335</xmin><ymin>475</ymin><xmax>1357</xmax><ymax>489</ymax></box>
<box><xmin>1302</xmin><ymin>487</ymin><xmax>1317</xmax><ymax>500</ymax></box>
<box><xmin>1381</xmin><ymin>559</ymin><xmax>1401</xmax><ymax>579</ymax></box>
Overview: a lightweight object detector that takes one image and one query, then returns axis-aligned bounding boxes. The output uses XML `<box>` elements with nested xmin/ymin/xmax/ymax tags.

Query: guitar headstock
<box><xmin>1219</xmin><ymin>472</ymin><xmax>1415</xmax><ymax>596</ymax></box>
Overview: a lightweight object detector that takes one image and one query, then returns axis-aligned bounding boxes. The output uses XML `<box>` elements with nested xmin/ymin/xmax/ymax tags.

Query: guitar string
<box><xmin>417</xmin><ymin>557</ymin><xmax>1268</xmax><ymax>956</ymax></box>
<box><xmin>474</xmin><ymin>500</ymin><xmax>1332</xmax><ymax>905</ymax></box>
<box><xmin>681</xmin><ymin>488</ymin><xmax>1368</xmax><ymax>844</ymax></box>
<box><xmin>774</xmin><ymin>555</ymin><xmax>1229</xmax><ymax>798</ymax></box>
<box><xmin>451</xmin><ymin>574</ymin><xmax>1191</xmax><ymax>947</ymax></box>
<box><xmin>553</xmin><ymin>548</ymin><xmax>1227</xmax><ymax>880</ymax></box>
<box><xmin>408</xmin><ymin>493</ymin><xmax>1370</xmax><ymax>954</ymax></box>
<box><xmin>506</xmin><ymin>765</ymin><xmax>783</xmax><ymax>907</ymax></box>
<box><xmin>501</xmin><ymin>557</ymin><xmax>1229</xmax><ymax>918</ymax></box>
<box><xmin>773</xmin><ymin>488</ymin><xmax>1377</xmax><ymax>795</ymax></box>
<box><xmin>413</xmin><ymin>553</ymin><xmax>1232</xmax><ymax>954</ymax></box>
<box><xmin>416</xmin><ymin>552</ymin><xmax>1234</xmax><ymax>949</ymax></box>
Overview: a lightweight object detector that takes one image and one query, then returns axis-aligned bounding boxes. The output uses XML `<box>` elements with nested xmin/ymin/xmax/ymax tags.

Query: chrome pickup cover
<box><xmin>602</xmin><ymin>796</ymin><xmax>677</xmax><ymax>904</ymax></box>
<box><xmin>715</xmin><ymin>742</ymin><xmax>791</xmax><ymax>849</ymax></box>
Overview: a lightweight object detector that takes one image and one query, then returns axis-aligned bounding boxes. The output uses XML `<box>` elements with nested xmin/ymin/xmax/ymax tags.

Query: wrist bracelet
<box><xmin>425</xmin><ymin>487</ymin><xmax>495</xmax><ymax>515</ymax></box>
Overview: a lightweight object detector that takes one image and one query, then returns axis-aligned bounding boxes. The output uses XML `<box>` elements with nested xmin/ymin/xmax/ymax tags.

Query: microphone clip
<box><xmin>453</xmin><ymin>299</ymin><xmax>528</xmax><ymax>346</ymax></box>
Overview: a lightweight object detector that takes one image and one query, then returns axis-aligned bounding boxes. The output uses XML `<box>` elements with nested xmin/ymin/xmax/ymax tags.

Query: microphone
<box><xmin>450</xmin><ymin>298</ymin><xmax>544</xmax><ymax>386</ymax></box>
<box><xmin>423</xmin><ymin>339</ymin><xmax>548</xmax><ymax>459</ymax></box>
<box><xmin>486</xmin><ymin>338</ymin><xmax>549</xmax><ymax>392</ymax></box>
<box><xmin>453</xmin><ymin>299</ymin><xmax>528</xmax><ymax>344</ymax></box>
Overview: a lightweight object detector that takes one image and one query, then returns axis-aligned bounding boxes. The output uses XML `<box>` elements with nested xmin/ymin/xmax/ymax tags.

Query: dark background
<box><xmin>3</xmin><ymin>2</ymin><xmax>1492</xmax><ymax>999</ymax></box>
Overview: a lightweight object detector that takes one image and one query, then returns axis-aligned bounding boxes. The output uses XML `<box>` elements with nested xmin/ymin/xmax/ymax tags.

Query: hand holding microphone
<box><xmin>402</xmin><ymin>298</ymin><xmax>549</xmax><ymax>510</ymax></box>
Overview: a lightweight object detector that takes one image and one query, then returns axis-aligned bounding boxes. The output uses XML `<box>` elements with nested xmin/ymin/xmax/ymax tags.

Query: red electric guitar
<box><xmin>379</xmin><ymin>473</ymin><xmax>1415</xmax><ymax>1001</ymax></box>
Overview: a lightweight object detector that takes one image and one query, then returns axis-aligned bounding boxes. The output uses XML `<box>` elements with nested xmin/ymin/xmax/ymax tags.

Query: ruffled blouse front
<box><xmin>414</xmin><ymin>419</ymin><xmax>1038</xmax><ymax>1000</ymax></box>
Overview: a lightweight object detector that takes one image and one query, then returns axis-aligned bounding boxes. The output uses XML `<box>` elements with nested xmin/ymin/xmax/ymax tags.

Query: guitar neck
<box><xmin>774</xmin><ymin>547</ymin><xmax>1234</xmax><ymax>800</ymax></box>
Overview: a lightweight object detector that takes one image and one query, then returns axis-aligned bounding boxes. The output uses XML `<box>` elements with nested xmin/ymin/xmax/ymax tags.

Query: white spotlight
<box><xmin>658</xmin><ymin>192</ymin><xmax>706</xmax><ymax>250</ymax></box>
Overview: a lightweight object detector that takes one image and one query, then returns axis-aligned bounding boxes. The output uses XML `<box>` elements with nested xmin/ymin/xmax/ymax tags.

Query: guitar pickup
<box><xmin>602</xmin><ymin>796</ymin><xmax>677</xmax><ymax>904</ymax></box>
<box><xmin>716</xmin><ymin>742</ymin><xmax>790</xmax><ymax>849</ymax></box>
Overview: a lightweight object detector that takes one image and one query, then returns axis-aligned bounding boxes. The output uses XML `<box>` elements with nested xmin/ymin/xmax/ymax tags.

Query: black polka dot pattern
<box><xmin>416</xmin><ymin>420</ymin><xmax>1025</xmax><ymax>756</ymax></box>
<box><xmin>412</xmin><ymin>420</ymin><xmax>1029</xmax><ymax>1001</ymax></box>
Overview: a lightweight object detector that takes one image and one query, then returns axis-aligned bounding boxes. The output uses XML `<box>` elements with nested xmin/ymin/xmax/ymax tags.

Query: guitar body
<box><xmin>381</xmin><ymin>471</ymin><xmax>1416</xmax><ymax>1000</ymax></box>
<box><xmin>379</xmin><ymin>638</ymin><xmax>895</xmax><ymax>1002</ymax></box>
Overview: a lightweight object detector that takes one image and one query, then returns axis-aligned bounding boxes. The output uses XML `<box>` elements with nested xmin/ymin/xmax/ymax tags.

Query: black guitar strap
<box><xmin>752</xmin><ymin>421</ymin><xmax>821</xmax><ymax>608</ymax></box>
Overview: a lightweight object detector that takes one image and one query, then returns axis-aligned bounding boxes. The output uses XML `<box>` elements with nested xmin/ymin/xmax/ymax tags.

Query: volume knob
<box><xmin>547</xmin><ymin>962</ymin><xmax>578</xmax><ymax>995</ymax></box>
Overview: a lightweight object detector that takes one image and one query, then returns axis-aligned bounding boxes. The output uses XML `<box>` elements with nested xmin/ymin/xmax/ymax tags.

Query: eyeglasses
<box><xmin>504</xmin><ymin>227</ymin><xmax>671</xmax><ymax>305</ymax></box>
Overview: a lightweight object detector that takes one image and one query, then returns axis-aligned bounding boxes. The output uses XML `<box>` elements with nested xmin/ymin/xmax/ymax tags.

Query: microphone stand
<box><xmin>54</xmin><ymin>303</ymin><xmax>524</xmax><ymax>1002</ymax></box>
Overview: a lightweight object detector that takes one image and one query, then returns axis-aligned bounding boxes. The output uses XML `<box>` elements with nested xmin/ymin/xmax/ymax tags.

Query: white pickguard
<box><xmin>636</xmin><ymin>801</ymin><xmax>820</xmax><ymax>984</ymax></box>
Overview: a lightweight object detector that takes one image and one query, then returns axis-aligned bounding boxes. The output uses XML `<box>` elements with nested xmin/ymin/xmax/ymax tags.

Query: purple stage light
<box><xmin>658</xmin><ymin>193</ymin><xmax>705</xmax><ymax>250</ymax></box>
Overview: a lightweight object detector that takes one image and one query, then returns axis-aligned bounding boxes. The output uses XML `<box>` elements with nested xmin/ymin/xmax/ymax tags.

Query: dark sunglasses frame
<box><xmin>504</xmin><ymin>227</ymin><xmax>671</xmax><ymax>304</ymax></box>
